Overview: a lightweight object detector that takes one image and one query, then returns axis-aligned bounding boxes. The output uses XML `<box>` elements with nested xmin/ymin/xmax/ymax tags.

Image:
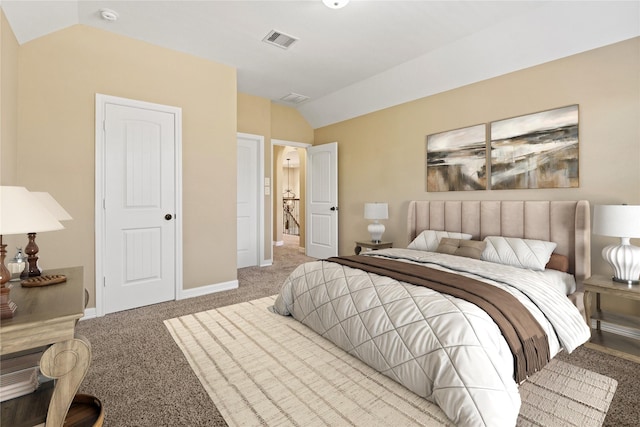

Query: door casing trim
<box><xmin>95</xmin><ymin>93</ymin><xmax>183</xmax><ymax>317</ymax></box>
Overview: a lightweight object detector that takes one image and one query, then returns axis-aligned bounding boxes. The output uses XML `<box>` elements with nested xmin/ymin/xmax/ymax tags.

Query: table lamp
<box><xmin>21</xmin><ymin>192</ymin><xmax>73</xmax><ymax>278</ymax></box>
<box><xmin>592</xmin><ymin>204</ymin><xmax>640</xmax><ymax>285</ymax></box>
<box><xmin>0</xmin><ymin>186</ymin><xmax>64</xmax><ymax>319</ymax></box>
<box><xmin>364</xmin><ymin>202</ymin><xmax>388</xmax><ymax>243</ymax></box>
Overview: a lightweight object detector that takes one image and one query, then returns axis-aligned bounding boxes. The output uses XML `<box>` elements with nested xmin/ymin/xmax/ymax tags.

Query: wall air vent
<box><xmin>262</xmin><ymin>30</ymin><xmax>298</xmax><ymax>49</ymax></box>
<box><xmin>280</xmin><ymin>93</ymin><xmax>310</xmax><ymax>104</ymax></box>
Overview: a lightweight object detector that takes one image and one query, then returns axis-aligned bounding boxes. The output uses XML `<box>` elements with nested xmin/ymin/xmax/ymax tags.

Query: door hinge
<box><xmin>103</xmin><ymin>120</ymin><xmax>106</xmax><ymax>131</ymax></box>
<box><xmin>103</xmin><ymin>277</ymin><xmax>106</xmax><ymax>287</ymax></box>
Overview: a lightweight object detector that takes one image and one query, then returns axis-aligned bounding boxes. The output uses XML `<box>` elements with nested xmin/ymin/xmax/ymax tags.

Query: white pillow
<box><xmin>408</xmin><ymin>230</ymin><xmax>472</xmax><ymax>252</ymax></box>
<box><xmin>540</xmin><ymin>269</ymin><xmax>577</xmax><ymax>295</ymax></box>
<box><xmin>481</xmin><ymin>236</ymin><xmax>557</xmax><ymax>271</ymax></box>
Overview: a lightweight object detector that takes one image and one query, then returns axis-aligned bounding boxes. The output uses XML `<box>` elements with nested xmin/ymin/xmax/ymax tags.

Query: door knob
<box><xmin>330</xmin><ymin>206</ymin><xmax>339</xmax><ymax>211</ymax></box>
<box><xmin>165</xmin><ymin>214</ymin><xmax>173</xmax><ymax>220</ymax></box>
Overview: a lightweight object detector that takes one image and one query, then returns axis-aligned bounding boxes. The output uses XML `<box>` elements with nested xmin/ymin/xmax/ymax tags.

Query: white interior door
<box><xmin>237</xmin><ymin>134</ymin><xmax>260</xmax><ymax>268</ymax></box>
<box><xmin>306</xmin><ymin>142</ymin><xmax>338</xmax><ymax>258</ymax></box>
<box><xmin>102</xmin><ymin>101</ymin><xmax>178</xmax><ymax>314</ymax></box>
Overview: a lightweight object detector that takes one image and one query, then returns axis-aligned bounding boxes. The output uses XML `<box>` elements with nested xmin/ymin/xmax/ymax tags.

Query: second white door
<box><xmin>306</xmin><ymin>142</ymin><xmax>338</xmax><ymax>258</ymax></box>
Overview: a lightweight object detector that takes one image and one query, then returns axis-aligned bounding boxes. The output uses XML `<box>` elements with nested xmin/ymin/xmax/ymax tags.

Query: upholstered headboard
<box><xmin>407</xmin><ymin>200</ymin><xmax>591</xmax><ymax>286</ymax></box>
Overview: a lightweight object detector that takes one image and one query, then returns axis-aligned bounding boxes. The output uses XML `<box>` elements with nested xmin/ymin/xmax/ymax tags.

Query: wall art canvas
<box><xmin>427</xmin><ymin>124</ymin><xmax>487</xmax><ymax>192</ymax></box>
<box><xmin>490</xmin><ymin>105</ymin><xmax>579</xmax><ymax>190</ymax></box>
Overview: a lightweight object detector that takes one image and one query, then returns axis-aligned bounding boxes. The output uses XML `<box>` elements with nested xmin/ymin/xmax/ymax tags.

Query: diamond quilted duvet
<box><xmin>273</xmin><ymin>248</ymin><xmax>590</xmax><ymax>427</ymax></box>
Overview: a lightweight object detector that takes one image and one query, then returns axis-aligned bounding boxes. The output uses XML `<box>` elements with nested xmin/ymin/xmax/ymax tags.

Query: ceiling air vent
<box><xmin>262</xmin><ymin>30</ymin><xmax>298</xmax><ymax>49</ymax></box>
<box><xmin>280</xmin><ymin>93</ymin><xmax>310</xmax><ymax>104</ymax></box>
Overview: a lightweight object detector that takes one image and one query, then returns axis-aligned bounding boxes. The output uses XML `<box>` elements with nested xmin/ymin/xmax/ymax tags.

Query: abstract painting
<box><xmin>427</xmin><ymin>124</ymin><xmax>487</xmax><ymax>192</ymax></box>
<box><xmin>490</xmin><ymin>105</ymin><xmax>579</xmax><ymax>190</ymax></box>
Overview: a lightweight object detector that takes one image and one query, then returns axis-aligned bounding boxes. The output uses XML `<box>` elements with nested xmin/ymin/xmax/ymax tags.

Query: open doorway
<box><xmin>272</xmin><ymin>140</ymin><xmax>310</xmax><ymax>253</ymax></box>
<box><xmin>282</xmin><ymin>148</ymin><xmax>300</xmax><ymax>247</ymax></box>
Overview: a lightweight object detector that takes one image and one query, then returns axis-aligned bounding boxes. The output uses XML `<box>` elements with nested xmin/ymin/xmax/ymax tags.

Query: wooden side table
<box><xmin>354</xmin><ymin>241</ymin><xmax>393</xmax><ymax>255</ymax></box>
<box><xmin>583</xmin><ymin>274</ymin><xmax>640</xmax><ymax>363</ymax></box>
<box><xmin>0</xmin><ymin>266</ymin><xmax>90</xmax><ymax>427</ymax></box>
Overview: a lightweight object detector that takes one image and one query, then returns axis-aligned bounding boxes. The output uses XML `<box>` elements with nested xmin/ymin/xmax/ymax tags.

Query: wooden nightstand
<box><xmin>354</xmin><ymin>241</ymin><xmax>392</xmax><ymax>255</ymax></box>
<box><xmin>0</xmin><ymin>267</ymin><xmax>91</xmax><ymax>427</ymax></box>
<box><xmin>583</xmin><ymin>274</ymin><xmax>640</xmax><ymax>363</ymax></box>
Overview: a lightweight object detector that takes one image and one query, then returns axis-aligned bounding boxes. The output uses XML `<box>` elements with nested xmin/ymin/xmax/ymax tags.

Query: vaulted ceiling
<box><xmin>2</xmin><ymin>1</ymin><xmax>638</xmax><ymax>128</ymax></box>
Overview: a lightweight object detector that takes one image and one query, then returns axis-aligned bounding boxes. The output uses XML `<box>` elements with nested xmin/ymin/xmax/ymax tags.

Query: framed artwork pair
<box><xmin>426</xmin><ymin>105</ymin><xmax>579</xmax><ymax>192</ymax></box>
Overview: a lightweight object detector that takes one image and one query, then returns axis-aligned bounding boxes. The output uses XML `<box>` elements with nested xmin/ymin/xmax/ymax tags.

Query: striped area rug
<box><xmin>165</xmin><ymin>296</ymin><xmax>617</xmax><ymax>427</ymax></box>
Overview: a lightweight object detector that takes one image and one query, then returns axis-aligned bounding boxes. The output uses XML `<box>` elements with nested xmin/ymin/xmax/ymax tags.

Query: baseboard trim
<box><xmin>180</xmin><ymin>280</ymin><xmax>238</xmax><ymax>300</ymax></box>
<box><xmin>81</xmin><ymin>307</ymin><xmax>97</xmax><ymax>321</ymax></box>
<box><xmin>81</xmin><ymin>280</ymin><xmax>239</xmax><ymax>320</ymax></box>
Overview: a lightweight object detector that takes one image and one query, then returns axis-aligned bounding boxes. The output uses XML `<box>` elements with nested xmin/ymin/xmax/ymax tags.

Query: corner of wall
<box><xmin>1</xmin><ymin>10</ymin><xmax>19</xmax><ymax>186</ymax></box>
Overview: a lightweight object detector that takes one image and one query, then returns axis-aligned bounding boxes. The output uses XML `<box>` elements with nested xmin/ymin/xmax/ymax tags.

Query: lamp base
<box><xmin>20</xmin><ymin>233</ymin><xmax>42</xmax><ymax>279</ymax></box>
<box><xmin>1</xmin><ymin>286</ymin><xmax>17</xmax><ymax>319</ymax></box>
<box><xmin>612</xmin><ymin>277</ymin><xmax>639</xmax><ymax>286</ymax></box>
<box><xmin>368</xmin><ymin>222</ymin><xmax>385</xmax><ymax>244</ymax></box>
<box><xmin>602</xmin><ymin>240</ymin><xmax>640</xmax><ymax>285</ymax></box>
<box><xmin>0</xmin><ymin>239</ymin><xmax>17</xmax><ymax>319</ymax></box>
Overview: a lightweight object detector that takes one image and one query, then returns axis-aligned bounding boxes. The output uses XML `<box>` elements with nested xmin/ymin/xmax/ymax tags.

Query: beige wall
<box><xmin>315</xmin><ymin>37</ymin><xmax>640</xmax><ymax>315</ymax></box>
<box><xmin>271</xmin><ymin>103</ymin><xmax>314</xmax><ymax>145</ymax></box>
<box><xmin>10</xmin><ymin>25</ymin><xmax>237</xmax><ymax>307</ymax></box>
<box><xmin>1</xmin><ymin>10</ymin><xmax>18</xmax><ymax>185</ymax></box>
<box><xmin>237</xmin><ymin>94</ymin><xmax>313</xmax><ymax>258</ymax></box>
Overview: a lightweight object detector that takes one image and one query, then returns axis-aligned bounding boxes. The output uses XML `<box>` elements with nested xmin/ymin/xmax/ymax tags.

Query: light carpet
<box><xmin>165</xmin><ymin>296</ymin><xmax>617</xmax><ymax>427</ymax></box>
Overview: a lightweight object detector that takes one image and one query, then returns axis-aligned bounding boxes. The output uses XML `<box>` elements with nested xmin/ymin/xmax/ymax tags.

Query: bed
<box><xmin>274</xmin><ymin>200</ymin><xmax>592</xmax><ymax>427</ymax></box>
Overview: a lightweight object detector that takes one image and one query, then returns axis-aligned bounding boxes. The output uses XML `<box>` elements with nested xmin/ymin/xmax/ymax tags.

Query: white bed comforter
<box><xmin>273</xmin><ymin>248</ymin><xmax>590</xmax><ymax>427</ymax></box>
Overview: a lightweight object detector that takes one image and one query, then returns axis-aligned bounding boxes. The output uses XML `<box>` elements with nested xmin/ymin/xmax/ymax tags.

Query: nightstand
<box><xmin>0</xmin><ymin>267</ymin><xmax>93</xmax><ymax>427</ymax></box>
<box><xmin>583</xmin><ymin>274</ymin><xmax>640</xmax><ymax>363</ymax></box>
<box><xmin>354</xmin><ymin>241</ymin><xmax>392</xmax><ymax>255</ymax></box>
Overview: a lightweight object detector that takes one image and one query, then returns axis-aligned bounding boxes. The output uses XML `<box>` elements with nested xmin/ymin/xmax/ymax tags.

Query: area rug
<box><xmin>164</xmin><ymin>296</ymin><xmax>617</xmax><ymax>427</ymax></box>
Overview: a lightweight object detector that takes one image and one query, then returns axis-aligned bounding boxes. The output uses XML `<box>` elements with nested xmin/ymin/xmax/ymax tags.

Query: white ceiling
<box><xmin>2</xmin><ymin>1</ymin><xmax>639</xmax><ymax>128</ymax></box>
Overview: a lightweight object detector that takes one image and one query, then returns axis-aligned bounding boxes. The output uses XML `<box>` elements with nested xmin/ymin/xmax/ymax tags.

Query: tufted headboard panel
<box><xmin>407</xmin><ymin>200</ymin><xmax>591</xmax><ymax>286</ymax></box>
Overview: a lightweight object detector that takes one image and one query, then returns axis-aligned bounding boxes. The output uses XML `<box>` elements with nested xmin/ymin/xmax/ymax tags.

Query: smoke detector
<box><xmin>322</xmin><ymin>0</ymin><xmax>349</xmax><ymax>9</ymax></box>
<box><xmin>100</xmin><ymin>8</ymin><xmax>119</xmax><ymax>22</ymax></box>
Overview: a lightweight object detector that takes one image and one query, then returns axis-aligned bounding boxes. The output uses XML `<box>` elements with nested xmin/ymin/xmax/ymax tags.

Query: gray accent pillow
<box><xmin>408</xmin><ymin>230</ymin><xmax>472</xmax><ymax>252</ymax></box>
<box><xmin>436</xmin><ymin>238</ymin><xmax>486</xmax><ymax>259</ymax></box>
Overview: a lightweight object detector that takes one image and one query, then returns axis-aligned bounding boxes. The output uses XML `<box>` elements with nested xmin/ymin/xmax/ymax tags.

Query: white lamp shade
<box><xmin>31</xmin><ymin>192</ymin><xmax>72</xmax><ymax>221</ymax></box>
<box><xmin>364</xmin><ymin>203</ymin><xmax>388</xmax><ymax>220</ymax></box>
<box><xmin>593</xmin><ymin>205</ymin><xmax>640</xmax><ymax>238</ymax></box>
<box><xmin>0</xmin><ymin>186</ymin><xmax>64</xmax><ymax>235</ymax></box>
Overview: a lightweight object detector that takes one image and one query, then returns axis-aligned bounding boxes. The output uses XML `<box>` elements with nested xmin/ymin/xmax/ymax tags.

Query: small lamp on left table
<box><xmin>0</xmin><ymin>186</ymin><xmax>64</xmax><ymax>319</ymax></box>
<box><xmin>364</xmin><ymin>202</ymin><xmax>389</xmax><ymax>243</ymax></box>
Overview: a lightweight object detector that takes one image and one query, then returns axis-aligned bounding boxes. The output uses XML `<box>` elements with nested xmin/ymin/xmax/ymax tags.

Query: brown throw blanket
<box><xmin>326</xmin><ymin>255</ymin><xmax>550</xmax><ymax>383</ymax></box>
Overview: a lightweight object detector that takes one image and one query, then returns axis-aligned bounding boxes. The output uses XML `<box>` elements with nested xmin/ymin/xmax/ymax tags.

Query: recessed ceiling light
<box><xmin>99</xmin><ymin>8</ymin><xmax>119</xmax><ymax>22</ymax></box>
<box><xmin>322</xmin><ymin>0</ymin><xmax>349</xmax><ymax>9</ymax></box>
